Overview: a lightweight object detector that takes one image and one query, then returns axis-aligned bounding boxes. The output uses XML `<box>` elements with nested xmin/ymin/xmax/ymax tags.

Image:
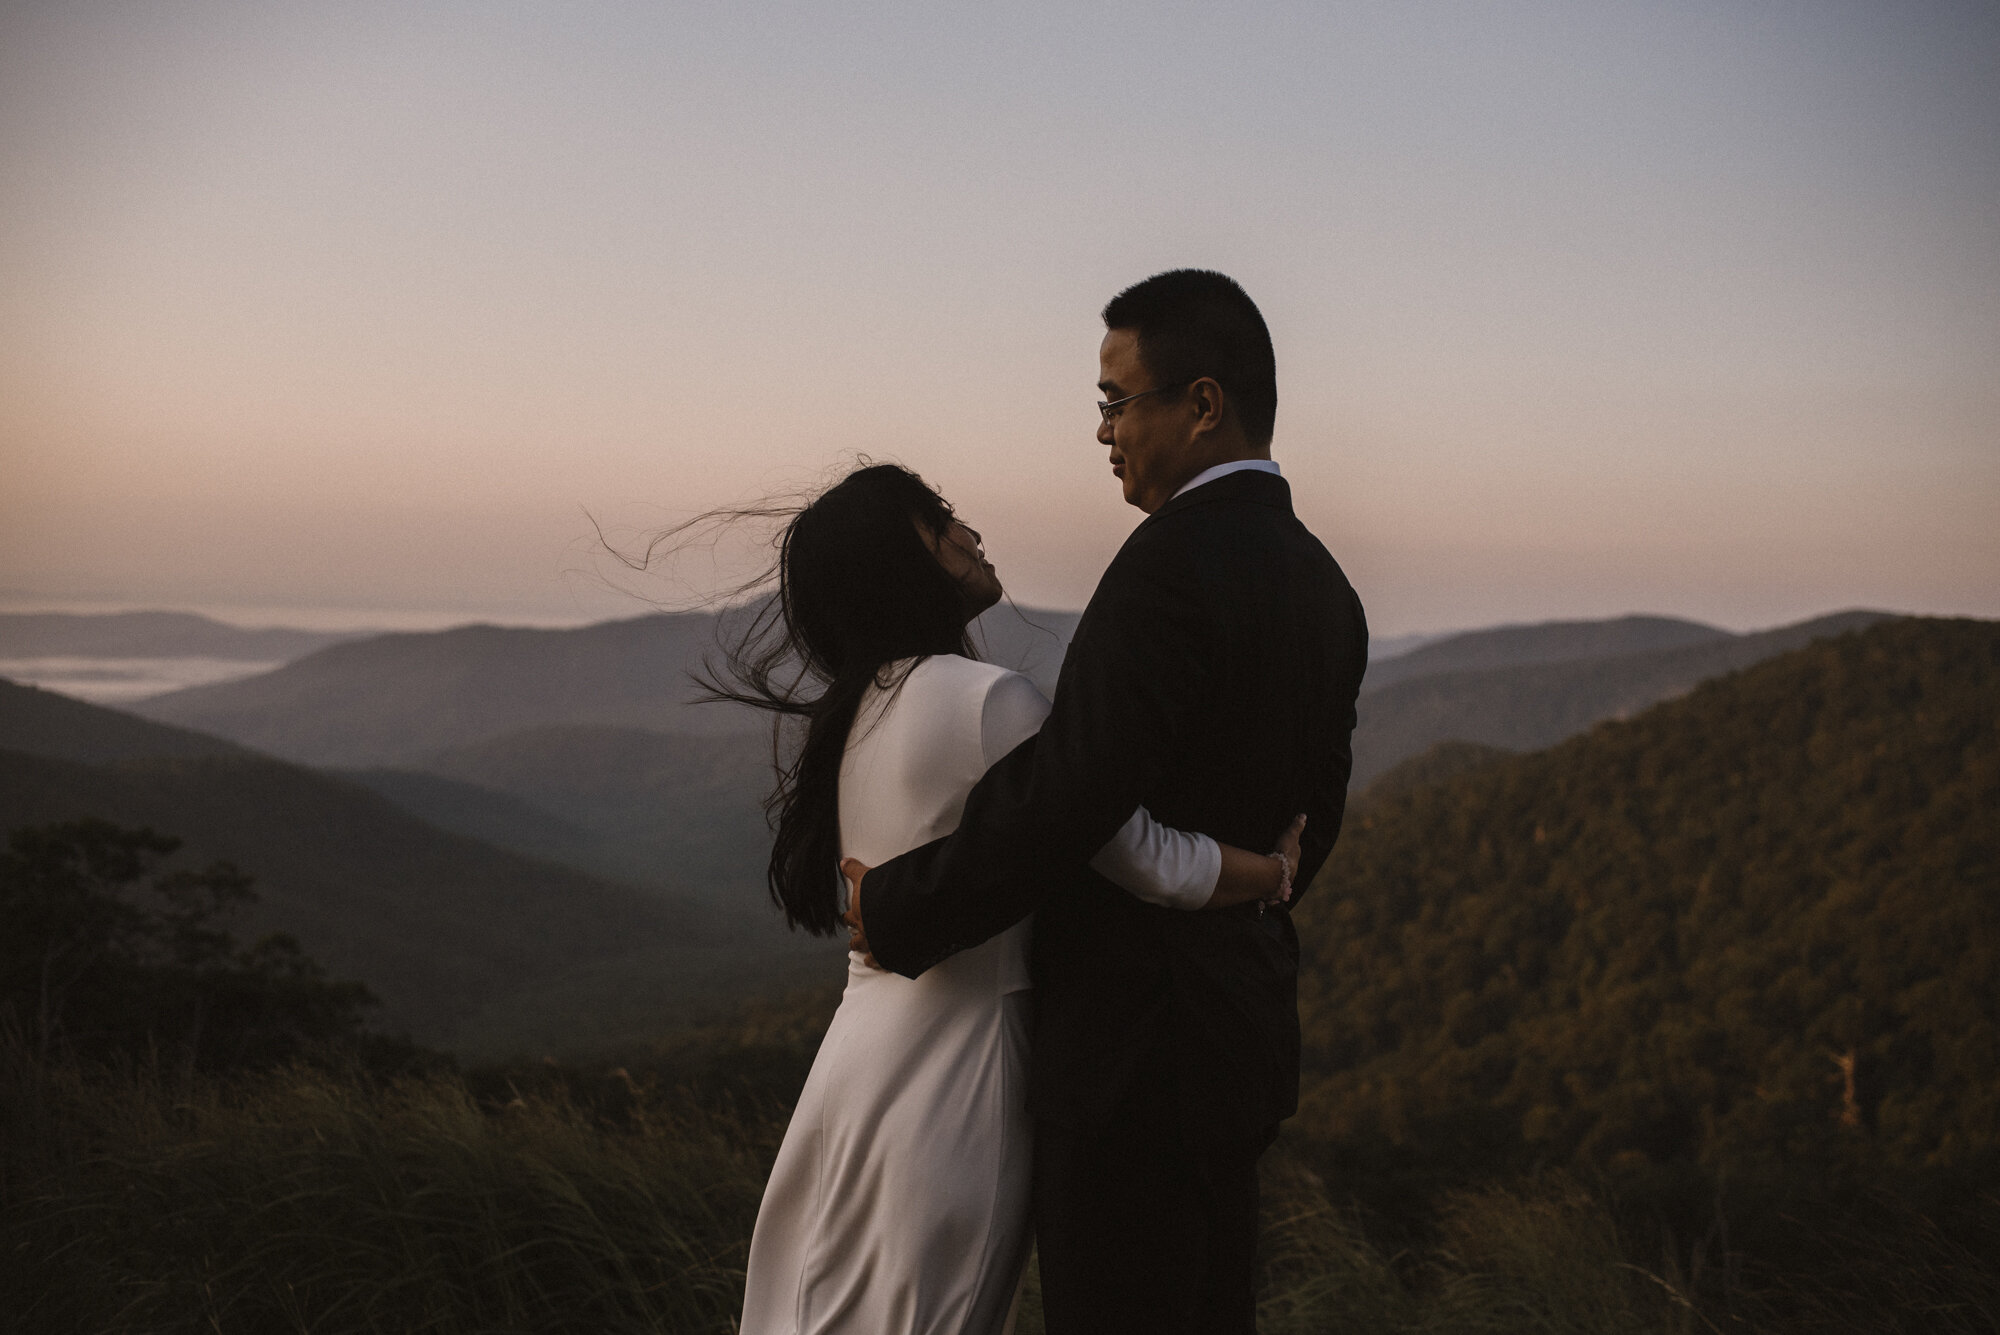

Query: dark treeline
<box><xmin>0</xmin><ymin>818</ymin><xmax>406</xmax><ymax>1074</ymax></box>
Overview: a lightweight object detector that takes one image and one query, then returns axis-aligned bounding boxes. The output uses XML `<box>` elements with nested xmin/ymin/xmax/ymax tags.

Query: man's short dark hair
<box><xmin>1102</xmin><ymin>269</ymin><xmax>1277</xmax><ymax>447</ymax></box>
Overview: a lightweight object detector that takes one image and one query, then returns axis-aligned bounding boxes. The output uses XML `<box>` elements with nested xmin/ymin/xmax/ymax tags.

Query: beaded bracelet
<box><xmin>1266</xmin><ymin>848</ymin><xmax>1293</xmax><ymax>910</ymax></box>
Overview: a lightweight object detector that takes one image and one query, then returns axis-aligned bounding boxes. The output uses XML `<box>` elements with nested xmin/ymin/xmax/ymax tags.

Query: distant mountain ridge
<box><xmin>119</xmin><ymin>601</ymin><xmax>1900</xmax><ymax>788</ymax></box>
<box><xmin>133</xmin><ymin>612</ymin><xmax>740</xmax><ymax>765</ymax></box>
<box><xmin>1361</xmin><ymin>615</ymin><xmax>1728</xmax><ymax>693</ymax></box>
<box><xmin>1348</xmin><ymin>610</ymin><xmax>1893</xmax><ymax>786</ymax></box>
<box><xmin>0</xmin><ymin>611</ymin><xmax>362</xmax><ymax>661</ymax></box>
<box><xmin>339</xmin><ymin>767</ymin><xmax>597</xmax><ymax>867</ymax></box>
<box><xmin>132</xmin><ymin>603</ymin><xmax>1081</xmax><ymax>767</ymax></box>
<box><xmin>0</xmin><ymin>678</ymin><xmax>248</xmax><ymax>764</ymax></box>
<box><xmin>0</xmin><ymin>680</ymin><xmax>833</xmax><ymax>1054</ymax></box>
<box><xmin>420</xmin><ymin>725</ymin><xmax>771</xmax><ymax>888</ymax></box>
<box><xmin>346</xmin><ymin>724</ymin><xmax>775</xmax><ymax>896</ymax></box>
<box><xmin>2</xmin><ymin>607</ymin><xmax>1957</xmax><ymax>1069</ymax></box>
<box><xmin>1367</xmin><ymin>630</ymin><xmax>1453</xmax><ymax>663</ymax></box>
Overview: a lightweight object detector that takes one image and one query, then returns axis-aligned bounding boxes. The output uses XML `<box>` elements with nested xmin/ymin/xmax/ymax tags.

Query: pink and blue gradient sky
<box><xmin>2</xmin><ymin>1</ymin><xmax>1995</xmax><ymax>634</ymax></box>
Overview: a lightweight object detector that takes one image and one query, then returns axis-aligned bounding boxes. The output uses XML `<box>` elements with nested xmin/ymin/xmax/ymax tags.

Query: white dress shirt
<box><xmin>1170</xmin><ymin>458</ymin><xmax>1281</xmax><ymax>502</ymax></box>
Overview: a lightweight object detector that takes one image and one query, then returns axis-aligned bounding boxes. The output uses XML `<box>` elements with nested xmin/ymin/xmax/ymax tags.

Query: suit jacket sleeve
<box><xmin>982</xmin><ymin>669</ymin><xmax>1220</xmax><ymax>911</ymax></box>
<box><xmin>862</xmin><ymin>540</ymin><xmax>1214</xmax><ymax>977</ymax></box>
<box><xmin>1290</xmin><ymin>579</ymin><xmax>1366</xmax><ymax>905</ymax></box>
<box><xmin>1289</xmin><ymin>674</ymin><xmax>1358</xmax><ymax>906</ymax></box>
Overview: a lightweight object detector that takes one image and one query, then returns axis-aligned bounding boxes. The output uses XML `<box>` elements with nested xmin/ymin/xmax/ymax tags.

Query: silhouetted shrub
<box><xmin>0</xmin><ymin>818</ymin><xmax>378</xmax><ymax>1071</ymax></box>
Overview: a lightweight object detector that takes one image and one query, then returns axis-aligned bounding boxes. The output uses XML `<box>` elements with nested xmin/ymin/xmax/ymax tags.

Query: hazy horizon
<box><xmin>3</xmin><ymin>2</ymin><xmax>1995</xmax><ymax>637</ymax></box>
<box><xmin>0</xmin><ymin>589</ymin><xmax>1927</xmax><ymax>642</ymax></box>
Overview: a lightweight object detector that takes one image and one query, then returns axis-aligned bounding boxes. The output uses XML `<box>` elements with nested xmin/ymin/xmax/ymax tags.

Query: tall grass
<box><xmin>1253</xmin><ymin>1152</ymin><xmax>2000</xmax><ymax>1335</ymax></box>
<box><xmin>1255</xmin><ymin>1159</ymin><xmax>1706</xmax><ymax>1334</ymax></box>
<box><xmin>2</xmin><ymin>1038</ymin><xmax>773</xmax><ymax>1333</ymax></box>
<box><xmin>7</xmin><ymin>1033</ymin><xmax>1995</xmax><ymax>1333</ymax></box>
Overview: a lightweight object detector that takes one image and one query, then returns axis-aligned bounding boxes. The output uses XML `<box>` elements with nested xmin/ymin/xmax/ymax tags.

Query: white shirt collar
<box><xmin>1170</xmin><ymin>458</ymin><xmax>1281</xmax><ymax>502</ymax></box>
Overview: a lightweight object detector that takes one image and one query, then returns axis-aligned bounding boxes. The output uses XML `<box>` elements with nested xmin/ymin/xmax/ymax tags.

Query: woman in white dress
<box><xmin>710</xmin><ymin>465</ymin><xmax>1300</xmax><ymax>1335</ymax></box>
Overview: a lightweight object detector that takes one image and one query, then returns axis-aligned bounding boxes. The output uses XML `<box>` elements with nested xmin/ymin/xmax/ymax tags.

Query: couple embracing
<box><xmin>728</xmin><ymin>270</ymin><xmax>1368</xmax><ymax>1334</ymax></box>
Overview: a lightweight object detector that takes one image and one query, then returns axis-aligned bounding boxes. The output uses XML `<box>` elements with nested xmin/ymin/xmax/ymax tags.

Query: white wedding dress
<box><xmin>739</xmin><ymin>654</ymin><xmax>1218</xmax><ymax>1335</ymax></box>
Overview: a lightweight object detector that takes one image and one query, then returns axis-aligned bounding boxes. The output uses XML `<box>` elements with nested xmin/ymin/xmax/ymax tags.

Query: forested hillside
<box><xmin>0</xmin><ymin>677</ymin><xmax>845</xmax><ymax>1053</ymax></box>
<box><xmin>1294</xmin><ymin>616</ymin><xmax>1998</xmax><ymax>1176</ymax></box>
<box><xmin>0</xmin><ymin>680</ymin><xmax>844</xmax><ymax>1061</ymax></box>
<box><xmin>0</xmin><ymin>678</ymin><xmax>247</xmax><ymax>763</ymax></box>
<box><xmin>0</xmin><ymin>749</ymin><xmax>710</xmax><ymax>1045</ymax></box>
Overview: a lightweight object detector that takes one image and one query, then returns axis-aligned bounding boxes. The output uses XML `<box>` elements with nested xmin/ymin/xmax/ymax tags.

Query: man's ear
<box><xmin>1188</xmin><ymin>377</ymin><xmax>1229</xmax><ymax>438</ymax></box>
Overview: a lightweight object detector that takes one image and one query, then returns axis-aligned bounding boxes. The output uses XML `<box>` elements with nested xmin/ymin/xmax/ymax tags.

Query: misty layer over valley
<box><xmin>0</xmin><ymin>611</ymin><xmax>372</xmax><ymax>704</ymax></box>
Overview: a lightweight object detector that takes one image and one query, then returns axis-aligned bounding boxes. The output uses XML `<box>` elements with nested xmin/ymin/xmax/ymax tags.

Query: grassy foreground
<box><xmin>3</xmin><ymin>1045</ymin><xmax>770</xmax><ymax>1331</ymax></box>
<box><xmin>18</xmin><ymin>1028</ymin><xmax>1992</xmax><ymax>1335</ymax></box>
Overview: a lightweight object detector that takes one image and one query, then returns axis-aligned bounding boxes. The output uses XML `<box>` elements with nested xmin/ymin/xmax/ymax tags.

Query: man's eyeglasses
<box><xmin>1097</xmin><ymin>381</ymin><xmax>1189</xmax><ymax>426</ymax></box>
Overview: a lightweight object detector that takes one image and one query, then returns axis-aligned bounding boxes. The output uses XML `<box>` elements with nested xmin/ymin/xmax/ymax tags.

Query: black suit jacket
<box><xmin>862</xmin><ymin>470</ymin><xmax>1368</xmax><ymax>1143</ymax></box>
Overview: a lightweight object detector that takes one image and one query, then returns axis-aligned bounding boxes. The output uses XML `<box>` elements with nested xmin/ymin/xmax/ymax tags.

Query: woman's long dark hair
<box><xmin>692</xmin><ymin>463</ymin><xmax>977</xmax><ymax>935</ymax></box>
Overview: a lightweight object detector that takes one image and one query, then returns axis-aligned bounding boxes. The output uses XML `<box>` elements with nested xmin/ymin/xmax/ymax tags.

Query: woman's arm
<box><xmin>1092</xmin><ymin>809</ymin><xmax>1304</xmax><ymax>911</ymax></box>
<box><xmin>1088</xmin><ymin>808</ymin><xmax>1219</xmax><ymax>909</ymax></box>
<box><xmin>1208</xmin><ymin>817</ymin><xmax>1304</xmax><ymax>909</ymax></box>
<box><xmin>847</xmin><ymin>811</ymin><xmax>1302</xmax><ymax>957</ymax></box>
<box><xmin>844</xmin><ymin>673</ymin><xmax>1302</xmax><ymax>956</ymax></box>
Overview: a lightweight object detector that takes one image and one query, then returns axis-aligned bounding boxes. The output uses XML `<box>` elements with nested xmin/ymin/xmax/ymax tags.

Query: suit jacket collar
<box><xmin>1135</xmin><ymin>466</ymin><xmax>1294</xmax><ymax>535</ymax></box>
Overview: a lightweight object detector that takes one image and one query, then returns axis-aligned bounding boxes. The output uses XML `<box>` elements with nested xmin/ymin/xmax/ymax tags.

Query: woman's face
<box><xmin>921</xmin><ymin>516</ymin><xmax>1003</xmax><ymax>620</ymax></box>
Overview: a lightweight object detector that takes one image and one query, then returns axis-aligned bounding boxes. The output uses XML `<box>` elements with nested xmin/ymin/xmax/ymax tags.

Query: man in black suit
<box><xmin>850</xmin><ymin>269</ymin><xmax>1368</xmax><ymax>1333</ymax></box>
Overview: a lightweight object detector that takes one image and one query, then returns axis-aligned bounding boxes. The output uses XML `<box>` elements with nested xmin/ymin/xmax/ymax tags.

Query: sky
<box><xmin>1</xmin><ymin>0</ymin><xmax>1995</xmax><ymax>635</ymax></box>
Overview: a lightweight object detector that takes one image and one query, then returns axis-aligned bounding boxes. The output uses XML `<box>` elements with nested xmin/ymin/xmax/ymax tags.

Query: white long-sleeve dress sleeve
<box><xmin>978</xmin><ymin>668</ymin><xmax>1221</xmax><ymax>911</ymax></box>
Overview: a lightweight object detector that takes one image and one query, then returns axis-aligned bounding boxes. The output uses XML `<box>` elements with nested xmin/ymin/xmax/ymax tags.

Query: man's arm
<box><xmin>1288</xmin><ymin>702</ymin><xmax>1352</xmax><ymax>905</ymax></box>
<box><xmin>860</xmin><ymin>547</ymin><xmax>1214</xmax><ymax>977</ymax></box>
<box><xmin>1287</xmin><ymin>583</ymin><xmax>1368</xmax><ymax>906</ymax></box>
